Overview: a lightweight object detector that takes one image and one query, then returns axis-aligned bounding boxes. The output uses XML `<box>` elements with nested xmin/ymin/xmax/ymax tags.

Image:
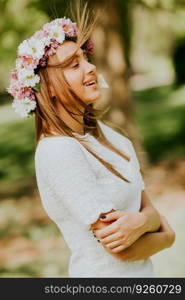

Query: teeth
<box><xmin>85</xmin><ymin>80</ymin><xmax>96</xmax><ymax>86</ymax></box>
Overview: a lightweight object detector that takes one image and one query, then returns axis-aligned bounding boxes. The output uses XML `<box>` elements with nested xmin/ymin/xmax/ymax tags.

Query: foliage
<box><xmin>0</xmin><ymin>0</ymin><xmax>50</xmax><ymax>90</ymax></box>
<box><xmin>134</xmin><ymin>84</ymin><xmax>185</xmax><ymax>162</ymax></box>
<box><xmin>0</xmin><ymin>115</ymin><xmax>36</xmax><ymax>198</ymax></box>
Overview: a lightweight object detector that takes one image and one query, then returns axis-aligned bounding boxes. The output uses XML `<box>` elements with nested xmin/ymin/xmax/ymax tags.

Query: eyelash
<box><xmin>73</xmin><ymin>63</ymin><xmax>79</xmax><ymax>68</ymax></box>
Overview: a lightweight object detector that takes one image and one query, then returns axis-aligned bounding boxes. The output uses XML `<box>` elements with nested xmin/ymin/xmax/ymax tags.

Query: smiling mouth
<box><xmin>84</xmin><ymin>80</ymin><xmax>97</xmax><ymax>87</ymax></box>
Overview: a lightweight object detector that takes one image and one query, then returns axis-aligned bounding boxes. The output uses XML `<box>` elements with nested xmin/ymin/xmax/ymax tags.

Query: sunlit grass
<box><xmin>0</xmin><ymin>197</ymin><xmax>70</xmax><ymax>277</ymax></box>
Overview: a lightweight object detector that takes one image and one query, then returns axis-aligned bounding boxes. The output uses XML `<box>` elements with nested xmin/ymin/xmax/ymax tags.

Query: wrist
<box><xmin>140</xmin><ymin>208</ymin><xmax>161</xmax><ymax>233</ymax></box>
<box><xmin>139</xmin><ymin>211</ymin><xmax>150</xmax><ymax>233</ymax></box>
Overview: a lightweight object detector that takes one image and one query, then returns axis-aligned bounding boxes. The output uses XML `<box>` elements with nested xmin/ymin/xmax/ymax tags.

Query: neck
<box><xmin>51</xmin><ymin>104</ymin><xmax>86</xmax><ymax>135</ymax></box>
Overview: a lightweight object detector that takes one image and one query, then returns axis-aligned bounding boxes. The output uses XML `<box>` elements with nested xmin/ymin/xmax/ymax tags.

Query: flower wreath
<box><xmin>6</xmin><ymin>17</ymin><xmax>98</xmax><ymax>119</ymax></box>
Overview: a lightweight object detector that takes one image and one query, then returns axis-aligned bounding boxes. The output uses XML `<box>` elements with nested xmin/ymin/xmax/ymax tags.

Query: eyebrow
<box><xmin>70</xmin><ymin>50</ymin><xmax>86</xmax><ymax>62</ymax></box>
<box><xmin>61</xmin><ymin>50</ymin><xmax>86</xmax><ymax>67</ymax></box>
<box><xmin>47</xmin><ymin>49</ymin><xmax>86</xmax><ymax>69</ymax></box>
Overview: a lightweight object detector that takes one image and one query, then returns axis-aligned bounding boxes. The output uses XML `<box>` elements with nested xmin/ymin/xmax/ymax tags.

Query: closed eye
<box><xmin>72</xmin><ymin>52</ymin><xmax>91</xmax><ymax>68</ymax></box>
<box><xmin>73</xmin><ymin>63</ymin><xmax>79</xmax><ymax>68</ymax></box>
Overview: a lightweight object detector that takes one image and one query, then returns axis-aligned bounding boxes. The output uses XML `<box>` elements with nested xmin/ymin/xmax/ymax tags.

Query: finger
<box><xmin>95</xmin><ymin>223</ymin><xmax>120</xmax><ymax>239</ymax></box>
<box><xmin>100</xmin><ymin>210</ymin><xmax>124</xmax><ymax>222</ymax></box>
<box><xmin>105</xmin><ymin>240</ymin><xmax>123</xmax><ymax>249</ymax></box>
<box><xmin>100</xmin><ymin>232</ymin><xmax>123</xmax><ymax>245</ymax></box>
<box><xmin>111</xmin><ymin>245</ymin><xmax>127</xmax><ymax>253</ymax></box>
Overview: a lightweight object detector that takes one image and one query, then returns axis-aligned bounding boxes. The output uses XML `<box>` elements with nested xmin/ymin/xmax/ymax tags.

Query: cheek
<box><xmin>64</xmin><ymin>71</ymin><xmax>83</xmax><ymax>92</ymax></box>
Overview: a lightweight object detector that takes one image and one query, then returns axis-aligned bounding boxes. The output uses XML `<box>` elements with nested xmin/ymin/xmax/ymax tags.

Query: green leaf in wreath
<box><xmin>33</xmin><ymin>83</ymin><xmax>41</xmax><ymax>92</ymax></box>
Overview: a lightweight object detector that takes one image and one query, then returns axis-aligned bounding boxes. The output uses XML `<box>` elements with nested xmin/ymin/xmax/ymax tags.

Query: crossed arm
<box><xmin>90</xmin><ymin>191</ymin><xmax>175</xmax><ymax>261</ymax></box>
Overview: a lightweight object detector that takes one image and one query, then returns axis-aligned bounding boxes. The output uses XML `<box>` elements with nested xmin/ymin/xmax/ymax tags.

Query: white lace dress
<box><xmin>34</xmin><ymin>120</ymin><xmax>154</xmax><ymax>277</ymax></box>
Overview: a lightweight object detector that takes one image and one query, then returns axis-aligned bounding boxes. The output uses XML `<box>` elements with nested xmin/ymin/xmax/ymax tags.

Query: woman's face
<box><xmin>55</xmin><ymin>41</ymin><xmax>101</xmax><ymax>104</ymax></box>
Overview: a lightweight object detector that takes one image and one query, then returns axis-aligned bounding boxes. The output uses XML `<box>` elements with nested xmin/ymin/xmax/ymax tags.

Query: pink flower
<box><xmin>7</xmin><ymin>77</ymin><xmax>23</xmax><ymax>98</ymax></box>
<box><xmin>62</xmin><ymin>24</ymin><xmax>76</xmax><ymax>36</ymax></box>
<box><xmin>39</xmin><ymin>39</ymin><xmax>60</xmax><ymax>67</ymax></box>
<box><xmin>7</xmin><ymin>73</ymin><xmax>36</xmax><ymax>100</ymax></box>
<box><xmin>22</xmin><ymin>87</ymin><xmax>35</xmax><ymax>99</ymax></box>
<box><xmin>83</xmin><ymin>39</ymin><xmax>94</xmax><ymax>56</ymax></box>
<box><xmin>38</xmin><ymin>57</ymin><xmax>47</xmax><ymax>67</ymax></box>
<box><xmin>59</xmin><ymin>18</ymin><xmax>76</xmax><ymax>35</ymax></box>
<box><xmin>45</xmin><ymin>39</ymin><xmax>60</xmax><ymax>55</ymax></box>
<box><xmin>10</xmin><ymin>69</ymin><xmax>18</xmax><ymax>80</ymax></box>
<box><xmin>7</xmin><ymin>17</ymin><xmax>93</xmax><ymax>119</ymax></box>
<box><xmin>21</xmin><ymin>56</ymin><xmax>39</xmax><ymax>69</ymax></box>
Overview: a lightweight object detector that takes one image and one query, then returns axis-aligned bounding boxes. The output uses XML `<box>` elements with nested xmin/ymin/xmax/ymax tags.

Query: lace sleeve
<box><xmin>36</xmin><ymin>137</ymin><xmax>116</xmax><ymax>231</ymax></box>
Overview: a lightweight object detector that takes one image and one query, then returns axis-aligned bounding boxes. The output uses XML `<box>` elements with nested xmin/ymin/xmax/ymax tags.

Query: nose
<box><xmin>84</xmin><ymin>60</ymin><xmax>96</xmax><ymax>75</ymax></box>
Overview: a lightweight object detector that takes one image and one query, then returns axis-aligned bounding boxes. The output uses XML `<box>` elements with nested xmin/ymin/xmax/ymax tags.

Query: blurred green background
<box><xmin>0</xmin><ymin>0</ymin><xmax>185</xmax><ymax>277</ymax></box>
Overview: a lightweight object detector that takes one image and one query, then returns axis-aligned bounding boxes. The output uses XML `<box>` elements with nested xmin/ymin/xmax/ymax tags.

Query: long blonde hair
<box><xmin>34</xmin><ymin>0</ymin><xmax>134</xmax><ymax>183</ymax></box>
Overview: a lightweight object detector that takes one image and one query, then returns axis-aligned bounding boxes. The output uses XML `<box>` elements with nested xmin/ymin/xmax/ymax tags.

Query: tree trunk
<box><xmin>90</xmin><ymin>0</ymin><xmax>148</xmax><ymax>170</ymax></box>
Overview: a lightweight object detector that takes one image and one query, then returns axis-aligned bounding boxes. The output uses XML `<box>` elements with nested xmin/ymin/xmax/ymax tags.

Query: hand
<box><xmin>94</xmin><ymin>210</ymin><xmax>148</xmax><ymax>253</ymax></box>
<box><xmin>90</xmin><ymin>209</ymin><xmax>115</xmax><ymax>231</ymax></box>
<box><xmin>106</xmin><ymin>214</ymin><xmax>176</xmax><ymax>262</ymax></box>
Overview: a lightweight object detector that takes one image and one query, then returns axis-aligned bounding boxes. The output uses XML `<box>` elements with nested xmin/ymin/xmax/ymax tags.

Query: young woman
<box><xmin>8</xmin><ymin>3</ymin><xmax>175</xmax><ymax>277</ymax></box>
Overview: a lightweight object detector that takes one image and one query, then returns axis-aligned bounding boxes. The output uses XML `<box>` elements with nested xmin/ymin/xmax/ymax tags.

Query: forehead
<box><xmin>55</xmin><ymin>41</ymin><xmax>83</xmax><ymax>63</ymax></box>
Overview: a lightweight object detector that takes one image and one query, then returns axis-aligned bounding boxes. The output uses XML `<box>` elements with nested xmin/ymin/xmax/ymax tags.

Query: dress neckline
<box><xmin>72</xmin><ymin>132</ymin><xmax>90</xmax><ymax>138</ymax></box>
<box><xmin>39</xmin><ymin>131</ymin><xmax>91</xmax><ymax>141</ymax></box>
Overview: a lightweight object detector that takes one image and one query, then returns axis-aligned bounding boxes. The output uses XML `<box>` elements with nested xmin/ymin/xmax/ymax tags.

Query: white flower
<box><xmin>16</xmin><ymin>56</ymin><xmax>39</xmax><ymax>70</ymax></box>
<box><xmin>12</xmin><ymin>98</ymin><xmax>36</xmax><ymax>118</ymax></box>
<box><xmin>18</xmin><ymin>37</ymin><xmax>46</xmax><ymax>60</ymax></box>
<box><xmin>50</xmin><ymin>19</ymin><xmax>60</xmax><ymax>26</ymax></box>
<box><xmin>18</xmin><ymin>68</ymin><xmax>40</xmax><ymax>87</ymax></box>
<box><xmin>41</xmin><ymin>36</ymin><xmax>51</xmax><ymax>47</ymax></box>
<box><xmin>33</xmin><ymin>29</ymin><xmax>49</xmax><ymax>40</ymax></box>
<box><xmin>16</xmin><ymin>58</ymin><xmax>23</xmax><ymax>69</ymax></box>
<box><xmin>47</xmin><ymin>24</ymin><xmax>65</xmax><ymax>43</ymax></box>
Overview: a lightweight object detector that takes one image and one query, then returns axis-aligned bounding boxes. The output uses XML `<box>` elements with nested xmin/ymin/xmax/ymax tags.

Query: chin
<box><xmin>88</xmin><ymin>90</ymin><xmax>101</xmax><ymax>102</ymax></box>
<box><xmin>87</xmin><ymin>95</ymin><xmax>101</xmax><ymax>104</ymax></box>
<box><xmin>81</xmin><ymin>89</ymin><xmax>101</xmax><ymax>104</ymax></box>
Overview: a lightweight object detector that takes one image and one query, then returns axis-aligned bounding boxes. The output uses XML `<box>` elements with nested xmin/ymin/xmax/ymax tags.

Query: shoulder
<box><xmin>35</xmin><ymin>136</ymin><xmax>83</xmax><ymax>164</ymax></box>
<box><xmin>37</xmin><ymin>135</ymin><xmax>78</xmax><ymax>148</ymax></box>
